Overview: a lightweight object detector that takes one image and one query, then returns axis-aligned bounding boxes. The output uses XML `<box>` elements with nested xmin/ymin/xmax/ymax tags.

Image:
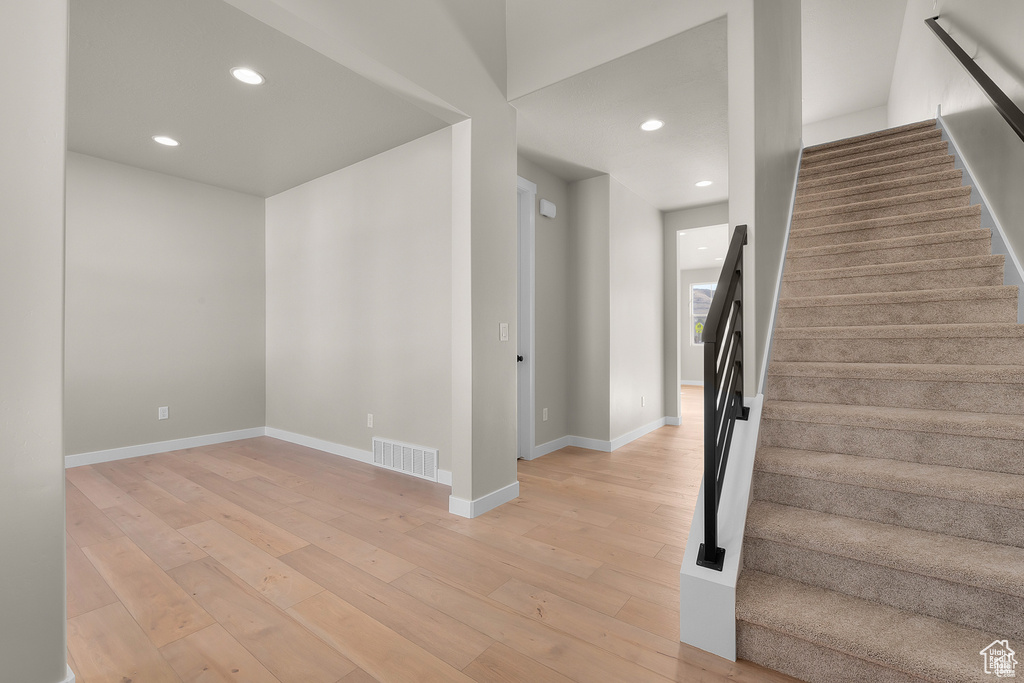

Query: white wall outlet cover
<box><xmin>158</xmin><ymin>406</ymin><xmax>169</xmax><ymax>420</ymax></box>
<box><xmin>542</xmin><ymin>408</ymin><xmax>549</xmax><ymax>421</ymax></box>
<box><xmin>367</xmin><ymin>413</ymin><xmax>373</xmax><ymax>428</ymax></box>
<box><xmin>539</xmin><ymin>199</ymin><xmax>556</xmax><ymax>218</ymax></box>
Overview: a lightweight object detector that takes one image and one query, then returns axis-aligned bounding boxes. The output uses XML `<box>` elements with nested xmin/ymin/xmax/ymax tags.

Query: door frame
<box><xmin>516</xmin><ymin>176</ymin><xmax>537</xmax><ymax>460</ymax></box>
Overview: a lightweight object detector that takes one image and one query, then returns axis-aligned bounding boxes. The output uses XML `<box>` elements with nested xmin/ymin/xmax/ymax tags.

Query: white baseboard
<box><xmin>529</xmin><ymin>417</ymin><xmax>674</xmax><ymax>458</ymax></box>
<box><xmin>530</xmin><ymin>435</ymin><xmax>572</xmax><ymax>460</ymax></box>
<box><xmin>64</xmin><ymin>427</ymin><xmax>266</xmax><ymax>468</ymax></box>
<box><xmin>62</xmin><ymin>664</ymin><xmax>76</xmax><ymax>683</ymax></box>
<box><xmin>609</xmin><ymin>417</ymin><xmax>668</xmax><ymax>451</ymax></box>
<box><xmin>679</xmin><ymin>380</ymin><xmax>704</xmax><ymax>386</ymax></box>
<box><xmin>449</xmin><ymin>480</ymin><xmax>520</xmax><ymax>518</ymax></box>
<box><xmin>267</xmin><ymin>427</ymin><xmax>452</xmax><ymax>488</ymax></box>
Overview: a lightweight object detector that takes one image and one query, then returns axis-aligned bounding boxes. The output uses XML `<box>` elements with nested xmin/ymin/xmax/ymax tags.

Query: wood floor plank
<box><xmin>541</xmin><ymin>518</ymin><xmax>666</xmax><ymax>557</ymax></box>
<box><xmin>265</xmin><ymin>506</ymin><xmax>416</xmax><ymax>583</ymax></box>
<box><xmin>489</xmin><ymin>577</ymin><xmax>685</xmax><ymax>680</ymax></box>
<box><xmin>159</xmin><ymin>623</ymin><xmax>280</xmax><ymax>683</ymax></box>
<box><xmin>66</xmin><ymin>481</ymin><xmax>124</xmax><ymax>548</ymax></box>
<box><xmin>103</xmin><ymin>498</ymin><xmax>208</xmax><ymax>570</ymax></box>
<box><xmin>656</xmin><ymin>544</ymin><xmax>685</xmax><ymax>565</ymax></box>
<box><xmin>68</xmin><ymin>602</ymin><xmax>182</xmax><ymax>683</ymax></box>
<box><xmin>83</xmin><ymin>536</ymin><xmax>214</xmax><ymax>647</ymax></box>
<box><xmin>66</xmin><ymin>532</ymin><xmax>117</xmax><ymax>619</ymax></box>
<box><xmin>588</xmin><ymin>565</ymin><xmax>679</xmax><ymax>608</ymax></box>
<box><xmin>616</xmin><ymin>596</ymin><xmax>680</xmax><ymax>641</ymax></box>
<box><xmin>206</xmin><ymin>446</ymin><xmax>308</xmax><ymax>488</ymax></box>
<box><xmin>338</xmin><ymin>669</ymin><xmax>378</xmax><ymax>683</ymax></box>
<box><xmin>109</xmin><ymin>470</ymin><xmax>211</xmax><ymax>529</ymax></box>
<box><xmin>66</xmin><ymin>465</ymin><xmax>133</xmax><ymax>509</ymax></box>
<box><xmin>281</xmin><ymin>544</ymin><xmax>493</xmax><ymax>670</ymax></box>
<box><xmin>168</xmin><ymin>557</ymin><xmax>356</xmax><ymax>683</ymax></box>
<box><xmin>178</xmin><ymin>448</ymin><xmax>265</xmax><ymax>482</ymax></box>
<box><xmin>407</xmin><ymin>521</ymin><xmax>630</xmax><ymax>616</ymax></box>
<box><xmin>462</xmin><ymin>642</ymin><xmax>575</xmax><ymax>683</ymax></box>
<box><xmin>179</xmin><ymin>520</ymin><xmax>323</xmax><ymax>609</ymax></box>
<box><xmin>288</xmin><ymin>591</ymin><xmax>476</xmax><ymax>683</ymax></box>
<box><xmin>394</xmin><ymin>569</ymin><xmax>675</xmax><ymax>683</ymax></box>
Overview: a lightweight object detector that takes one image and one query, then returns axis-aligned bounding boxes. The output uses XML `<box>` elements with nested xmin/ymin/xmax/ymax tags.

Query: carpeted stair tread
<box><xmin>786</xmin><ymin>228</ymin><xmax>989</xmax><ymax>260</ymax></box>
<box><xmin>745</xmin><ymin>500</ymin><xmax>1024</xmax><ymax>599</ymax></box>
<box><xmin>780</xmin><ymin>255</ymin><xmax>1003</xmax><ymax>297</ymax></box>
<box><xmin>762</xmin><ymin>400</ymin><xmax>1024</xmax><ymax>442</ymax></box>
<box><xmin>801</xmin><ymin>129</ymin><xmax>944</xmax><ymax>169</ymax></box>
<box><xmin>799</xmin><ymin>140</ymin><xmax>950</xmax><ymax>180</ymax></box>
<box><xmin>784</xmin><ymin>253</ymin><xmax>997</xmax><ymax>284</ymax></box>
<box><xmin>768</xmin><ymin>361</ymin><xmax>1024</xmax><ymax>384</ymax></box>
<box><xmin>797</xmin><ymin>154</ymin><xmax>955</xmax><ymax>194</ymax></box>
<box><xmin>794</xmin><ymin>168</ymin><xmax>963</xmax><ymax>211</ymax></box>
<box><xmin>737</xmin><ymin>570</ymin><xmax>992</xmax><ymax>683</ymax></box>
<box><xmin>792</xmin><ymin>186</ymin><xmax>971</xmax><ymax>229</ymax></box>
<box><xmin>788</xmin><ymin>204</ymin><xmax>980</xmax><ymax>244</ymax></box>
<box><xmin>779</xmin><ymin>285</ymin><xmax>1016</xmax><ymax>310</ymax></box>
<box><xmin>803</xmin><ymin>119</ymin><xmax>938</xmax><ymax>155</ymax></box>
<box><xmin>774</xmin><ymin>321</ymin><xmax>1024</xmax><ymax>340</ymax></box>
<box><xmin>754</xmin><ymin>447</ymin><xmax>1024</xmax><ymax>516</ymax></box>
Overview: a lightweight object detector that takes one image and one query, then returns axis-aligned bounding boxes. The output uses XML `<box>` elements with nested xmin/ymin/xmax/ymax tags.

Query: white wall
<box><xmin>679</xmin><ymin>267</ymin><xmax>724</xmax><ymax>383</ymax></box>
<box><xmin>517</xmin><ymin>155</ymin><xmax>570</xmax><ymax>447</ymax></box>
<box><xmin>0</xmin><ymin>1</ymin><xmax>69</xmax><ymax>681</ymax></box>
<box><xmin>803</xmin><ymin>105</ymin><xmax>888</xmax><ymax>147</ymax></box>
<box><xmin>64</xmin><ymin>153</ymin><xmax>266</xmax><ymax>456</ymax></box>
<box><xmin>889</xmin><ymin>0</ymin><xmax>1024</xmax><ymax>264</ymax></box>
<box><xmin>266</xmin><ymin>128</ymin><xmax>455</xmax><ymax>470</ymax></box>
<box><xmin>663</xmin><ymin>202</ymin><xmax>730</xmax><ymax>418</ymax></box>
<box><xmin>609</xmin><ymin>178</ymin><xmax>665</xmax><ymax>439</ymax></box>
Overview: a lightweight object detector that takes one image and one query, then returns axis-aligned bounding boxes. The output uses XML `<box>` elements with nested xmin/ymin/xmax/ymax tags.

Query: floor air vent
<box><xmin>372</xmin><ymin>437</ymin><xmax>438</xmax><ymax>482</ymax></box>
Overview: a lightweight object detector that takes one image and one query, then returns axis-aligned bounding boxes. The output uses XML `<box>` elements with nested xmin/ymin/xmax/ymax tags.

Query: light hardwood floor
<box><xmin>66</xmin><ymin>386</ymin><xmax>797</xmax><ymax>682</ymax></box>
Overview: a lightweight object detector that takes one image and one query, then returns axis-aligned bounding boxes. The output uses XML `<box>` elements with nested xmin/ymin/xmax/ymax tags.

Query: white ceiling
<box><xmin>512</xmin><ymin>18</ymin><xmax>729</xmax><ymax>213</ymax></box>
<box><xmin>678</xmin><ymin>223</ymin><xmax>730</xmax><ymax>271</ymax></box>
<box><xmin>802</xmin><ymin>0</ymin><xmax>909</xmax><ymax>124</ymax></box>
<box><xmin>67</xmin><ymin>0</ymin><xmax>447</xmax><ymax>198</ymax></box>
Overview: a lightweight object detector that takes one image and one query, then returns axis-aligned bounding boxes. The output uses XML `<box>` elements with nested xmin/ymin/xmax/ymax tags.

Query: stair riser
<box><xmin>737</xmin><ymin>622</ymin><xmax>921</xmax><ymax>683</ymax></box>
<box><xmin>776</xmin><ymin>297</ymin><xmax>1017</xmax><ymax>328</ymax></box>
<box><xmin>786</xmin><ymin>236</ymin><xmax>991</xmax><ymax>272</ymax></box>
<box><xmin>793</xmin><ymin>193</ymin><xmax>970</xmax><ymax>230</ymax></box>
<box><xmin>802</xmin><ymin>130</ymin><xmax>944</xmax><ymax>169</ymax></box>
<box><xmin>780</xmin><ymin>264</ymin><xmax>1003</xmax><ymax>297</ymax></box>
<box><xmin>794</xmin><ymin>175</ymin><xmax>961</xmax><ymax>212</ymax></box>
<box><xmin>765</xmin><ymin>376</ymin><xmax>1024</xmax><ymax>416</ymax></box>
<box><xmin>758</xmin><ymin>418</ymin><xmax>1024</xmax><ymax>474</ymax></box>
<box><xmin>753</xmin><ymin>472</ymin><xmax>1024</xmax><ymax>548</ymax></box>
<box><xmin>800</xmin><ymin>143</ymin><xmax>949</xmax><ymax>179</ymax></box>
<box><xmin>798</xmin><ymin>157</ymin><xmax>955</xmax><ymax>194</ymax></box>
<box><xmin>743</xmin><ymin>538</ymin><xmax>1024</xmax><ymax>640</ymax></box>
<box><xmin>771</xmin><ymin>335</ymin><xmax>1024</xmax><ymax>365</ymax></box>
<box><xmin>788</xmin><ymin>216</ymin><xmax>980</xmax><ymax>249</ymax></box>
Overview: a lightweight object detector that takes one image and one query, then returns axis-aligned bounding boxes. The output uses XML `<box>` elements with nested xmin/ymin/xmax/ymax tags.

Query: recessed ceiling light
<box><xmin>231</xmin><ymin>67</ymin><xmax>265</xmax><ymax>85</ymax></box>
<box><xmin>640</xmin><ymin>119</ymin><xmax>664</xmax><ymax>132</ymax></box>
<box><xmin>152</xmin><ymin>135</ymin><xmax>179</xmax><ymax>147</ymax></box>
<box><xmin>697</xmin><ymin>246</ymin><xmax>709</xmax><ymax>251</ymax></box>
<box><xmin>695</xmin><ymin>180</ymin><xmax>713</xmax><ymax>187</ymax></box>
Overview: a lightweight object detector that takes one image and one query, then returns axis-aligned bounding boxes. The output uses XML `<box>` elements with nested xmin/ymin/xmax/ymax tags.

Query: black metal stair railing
<box><xmin>696</xmin><ymin>223</ymin><xmax>750</xmax><ymax>572</ymax></box>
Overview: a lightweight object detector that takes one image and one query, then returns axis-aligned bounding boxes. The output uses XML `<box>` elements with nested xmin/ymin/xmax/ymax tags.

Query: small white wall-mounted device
<box><xmin>539</xmin><ymin>199</ymin><xmax>557</xmax><ymax>218</ymax></box>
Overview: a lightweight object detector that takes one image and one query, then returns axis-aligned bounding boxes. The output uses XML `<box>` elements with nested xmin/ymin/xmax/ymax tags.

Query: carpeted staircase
<box><xmin>736</xmin><ymin>120</ymin><xmax>1024</xmax><ymax>682</ymax></box>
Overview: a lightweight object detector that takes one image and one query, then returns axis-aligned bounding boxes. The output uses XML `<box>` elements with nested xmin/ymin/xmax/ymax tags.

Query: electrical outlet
<box><xmin>542</xmin><ymin>408</ymin><xmax>548</xmax><ymax>422</ymax></box>
<box><xmin>367</xmin><ymin>413</ymin><xmax>373</xmax><ymax>428</ymax></box>
<box><xmin>158</xmin><ymin>406</ymin><xmax>169</xmax><ymax>420</ymax></box>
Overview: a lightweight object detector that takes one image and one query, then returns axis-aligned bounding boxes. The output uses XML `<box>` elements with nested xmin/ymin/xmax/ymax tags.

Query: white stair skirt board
<box><xmin>267</xmin><ymin>428</ymin><xmax>452</xmax><ymax>486</ymax></box>
<box><xmin>530</xmin><ymin>416</ymin><xmax>676</xmax><ymax>459</ymax></box>
<box><xmin>64</xmin><ymin>427</ymin><xmax>266</xmax><ymax>468</ymax></box>
<box><xmin>449</xmin><ymin>480</ymin><xmax>520</xmax><ymax>518</ymax></box>
<box><xmin>679</xmin><ymin>395</ymin><xmax>762</xmax><ymax>661</ymax></box>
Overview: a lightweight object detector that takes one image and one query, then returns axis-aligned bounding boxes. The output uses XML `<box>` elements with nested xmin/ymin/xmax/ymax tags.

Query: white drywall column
<box><xmin>0</xmin><ymin>1</ymin><xmax>71</xmax><ymax>682</ymax></box>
